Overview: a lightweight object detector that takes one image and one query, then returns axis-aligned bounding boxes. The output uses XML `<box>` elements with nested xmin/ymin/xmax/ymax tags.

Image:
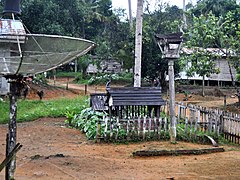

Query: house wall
<box><xmin>87</xmin><ymin>60</ymin><xmax>122</xmax><ymax>74</ymax></box>
<box><xmin>178</xmin><ymin>58</ymin><xmax>237</xmax><ymax>82</ymax></box>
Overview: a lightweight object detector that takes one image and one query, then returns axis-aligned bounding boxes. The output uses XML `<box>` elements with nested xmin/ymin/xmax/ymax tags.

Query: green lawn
<box><xmin>0</xmin><ymin>96</ymin><xmax>89</xmax><ymax>124</ymax></box>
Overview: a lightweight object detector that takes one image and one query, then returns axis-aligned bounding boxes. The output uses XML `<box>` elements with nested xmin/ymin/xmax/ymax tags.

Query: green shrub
<box><xmin>67</xmin><ymin>108</ymin><xmax>106</xmax><ymax>139</ymax></box>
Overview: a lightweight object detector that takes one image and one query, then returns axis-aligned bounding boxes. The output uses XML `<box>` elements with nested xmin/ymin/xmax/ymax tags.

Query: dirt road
<box><xmin>1</xmin><ymin>118</ymin><xmax>240</xmax><ymax>180</ymax></box>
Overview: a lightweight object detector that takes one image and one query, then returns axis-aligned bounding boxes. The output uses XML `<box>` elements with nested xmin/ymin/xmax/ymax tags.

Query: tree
<box><xmin>193</xmin><ymin>0</ymin><xmax>239</xmax><ymax>17</ymax></box>
<box><xmin>134</xmin><ymin>0</ymin><xmax>144</xmax><ymax>87</ymax></box>
<box><xmin>141</xmin><ymin>4</ymin><xmax>183</xmax><ymax>87</ymax></box>
<box><xmin>182</xmin><ymin>12</ymin><xmax>221</xmax><ymax>96</ymax></box>
<box><xmin>183</xmin><ymin>3</ymin><xmax>240</xmax><ymax>100</ymax></box>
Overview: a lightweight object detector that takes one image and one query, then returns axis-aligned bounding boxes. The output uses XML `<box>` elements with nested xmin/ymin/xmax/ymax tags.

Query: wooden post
<box><xmin>224</xmin><ymin>95</ymin><xmax>227</xmax><ymax>111</ymax></box>
<box><xmin>5</xmin><ymin>134</ymin><xmax>9</xmax><ymax>180</ymax></box>
<box><xmin>66</xmin><ymin>77</ymin><xmax>69</xmax><ymax>90</ymax></box>
<box><xmin>104</xmin><ymin>116</ymin><xmax>108</xmax><ymax>141</ymax></box>
<box><xmin>96</xmin><ymin>119</ymin><xmax>101</xmax><ymax>143</ymax></box>
<box><xmin>143</xmin><ymin>116</ymin><xmax>146</xmax><ymax>140</ymax></box>
<box><xmin>8</xmin><ymin>81</ymin><xmax>18</xmax><ymax>179</ymax></box>
<box><xmin>85</xmin><ymin>84</ymin><xmax>87</xmax><ymax>95</ymax></box>
<box><xmin>53</xmin><ymin>75</ymin><xmax>56</xmax><ymax>86</ymax></box>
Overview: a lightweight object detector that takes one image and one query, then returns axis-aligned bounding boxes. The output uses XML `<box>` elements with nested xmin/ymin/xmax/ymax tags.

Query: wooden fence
<box><xmin>173</xmin><ymin>102</ymin><xmax>240</xmax><ymax>144</ymax></box>
<box><xmin>96</xmin><ymin>102</ymin><xmax>240</xmax><ymax>144</ymax></box>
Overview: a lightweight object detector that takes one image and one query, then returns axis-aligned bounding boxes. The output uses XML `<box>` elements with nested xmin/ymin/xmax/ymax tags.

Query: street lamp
<box><xmin>155</xmin><ymin>32</ymin><xmax>183</xmax><ymax>143</ymax></box>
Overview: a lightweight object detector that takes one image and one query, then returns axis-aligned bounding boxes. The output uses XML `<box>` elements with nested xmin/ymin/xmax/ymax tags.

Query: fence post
<box><xmin>224</xmin><ymin>95</ymin><xmax>227</xmax><ymax>111</ymax></box>
<box><xmin>96</xmin><ymin>119</ymin><xmax>101</xmax><ymax>143</ymax></box>
<box><xmin>5</xmin><ymin>133</ymin><xmax>9</xmax><ymax>180</ymax></box>
<box><xmin>84</xmin><ymin>84</ymin><xmax>88</xmax><ymax>95</ymax></box>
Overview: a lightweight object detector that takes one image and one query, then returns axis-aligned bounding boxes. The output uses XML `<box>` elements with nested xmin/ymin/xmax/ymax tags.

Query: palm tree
<box><xmin>134</xmin><ymin>0</ymin><xmax>143</xmax><ymax>87</ymax></box>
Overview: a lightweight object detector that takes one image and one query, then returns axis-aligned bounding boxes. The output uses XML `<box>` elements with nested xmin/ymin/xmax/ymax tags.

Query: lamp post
<box><xmin>155</xmin><ymin>32</ymin><xmax>183</xmax><ymax>143</ymax></box>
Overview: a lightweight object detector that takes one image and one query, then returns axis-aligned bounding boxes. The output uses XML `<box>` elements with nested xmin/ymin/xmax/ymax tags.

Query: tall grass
<box><xmin>0</xmin><ymin>96</ymin><xmax>88</xmax><ymax>124</ymax></box>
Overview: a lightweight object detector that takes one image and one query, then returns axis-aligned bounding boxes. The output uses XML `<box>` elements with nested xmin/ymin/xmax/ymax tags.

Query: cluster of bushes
<box><xmin>87</xmin><ymin>72</ymin><xmax>133</xmax><ymax>85</ymax></box>
<box><xmin>65</xmin><ymin>106</ymin><xmax>223</xmax><ymax>144</ymax></box>
<box><xmin>65</xmin><ymin>107</ymin><xmax>106</xmax><ymax>139</ymax></box>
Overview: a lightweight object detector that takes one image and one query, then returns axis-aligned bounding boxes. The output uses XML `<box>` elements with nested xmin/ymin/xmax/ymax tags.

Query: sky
<box><xmin>112</xmin><ymin>0</ymin><xmax>197</xmax><ymax>16</ymax></box>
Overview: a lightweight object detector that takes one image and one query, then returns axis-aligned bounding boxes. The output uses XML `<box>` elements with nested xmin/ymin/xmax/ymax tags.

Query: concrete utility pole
<box><xmin>168</xmin><ymin>59</ymin><xmax>176</xmax><ymax>143</ymax></box>
<box><xmin>134</xmin><ymin>0</ymin><xmax>143</xmax><ymax>87</ymax></box>
<box><xmin>128</xmin><ymin>0</ymin><xmax>133</xmax><ymax>31</ymax></box>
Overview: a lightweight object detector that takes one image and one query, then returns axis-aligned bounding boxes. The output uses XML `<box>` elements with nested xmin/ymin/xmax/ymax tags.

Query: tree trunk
<box><xmin>202</xmin><ymin>76</ymin><xmax>205</xmax><ymax>97</ymax></box>
<box><xmin>134</xmin><ymin>0</ymin><xmax>143</xmax><ymax>87</ymax></box>
<box><xmin>128</xmin><ymin>0</ymin><xmax>133</xmax><ymax>31</ymax></box>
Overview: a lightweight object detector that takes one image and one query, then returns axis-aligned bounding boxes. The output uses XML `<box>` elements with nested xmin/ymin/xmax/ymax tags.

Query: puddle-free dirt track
<box><xmin>1</xmin><ymin>117</ymin><xmax>240</xmax><ymax>180</ymax></box>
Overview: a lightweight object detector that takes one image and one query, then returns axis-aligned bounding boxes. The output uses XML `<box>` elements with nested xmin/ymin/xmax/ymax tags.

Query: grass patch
<box><xmin>0</xmin><ymin>96</ymin><xmax>89</xmax><ymax>124</ymax></box>
<box><xmin>55</xmin><ymin>71</ymin><xmax>80</xmax><ymax>78</ymax></box>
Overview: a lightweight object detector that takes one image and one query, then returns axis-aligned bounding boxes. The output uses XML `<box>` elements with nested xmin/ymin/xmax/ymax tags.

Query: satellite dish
<box><xmin>0</xmin><ymin>1</ymin><xmax>96</xmax><ymax>179</ymax></box>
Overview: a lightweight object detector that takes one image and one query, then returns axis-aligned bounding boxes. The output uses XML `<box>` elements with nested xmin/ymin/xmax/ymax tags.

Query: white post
<box><xmin>134</xmin><ymin>0</ymin><xmax>143</xmax><ymax>87</ymax></box>
<box><xmin>168</xmin><ymin>59</ymin><xmax>176</xmax><ymax>143</ymax></box>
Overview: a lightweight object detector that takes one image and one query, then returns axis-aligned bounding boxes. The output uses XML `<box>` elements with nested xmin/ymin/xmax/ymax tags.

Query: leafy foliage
<box><xmin>90</xmin><ymin>72</ymin><xmax>132</xmax><ymax>85</ymax></box>
<box><xmin>66</xmin><ymin>107</ymin><xmax>106</xmax><ymax>139</ymax></box>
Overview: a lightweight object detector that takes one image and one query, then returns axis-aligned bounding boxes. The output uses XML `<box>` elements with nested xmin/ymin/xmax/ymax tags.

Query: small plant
<box><xmin>65</xmin><ymin>111</ymin><xmax>75</xmax><ymax>126</ymax></box>
<box><xmin>69</xmin><ymin>108</ymin><xmax>107</xmax><ymax>139</ymax></box>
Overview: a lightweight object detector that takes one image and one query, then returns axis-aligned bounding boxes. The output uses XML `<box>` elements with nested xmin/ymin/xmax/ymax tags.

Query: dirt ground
<box><xmin>1</xmin><ymin>79</ymin><xmax>240</xmax><ymax>179</ymax></box>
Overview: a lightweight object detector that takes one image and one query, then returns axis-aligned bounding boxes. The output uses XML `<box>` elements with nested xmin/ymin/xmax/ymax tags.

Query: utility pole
<box><xmin>134</xmin><ymin>0</ymin><xmax>143</xmax><ymax>87</ymax></box>
<box><xmin>128</xmin><ymin>0</ymin><xmax>133</xmax><ymax>31</ymax></box>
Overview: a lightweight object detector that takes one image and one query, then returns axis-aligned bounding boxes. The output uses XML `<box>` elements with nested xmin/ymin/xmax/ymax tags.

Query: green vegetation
<box><xmin>0</xmin><ymin>96</ymin><xmax>88</xmax><ymax>124</ymax></box>
<box><xmin>65</xmin><ymin>108</ymin><xmax>106</xmax><ymax>139</ymax></box>
<box><xmin>87</xmin><ymin>72</ymin><xmax>133</xmax><ymax>85</ymax></box>
<box><xmin>55</xmin><ymin>72</ymin><xmax>80</xmax><ymax>78</ymax></box>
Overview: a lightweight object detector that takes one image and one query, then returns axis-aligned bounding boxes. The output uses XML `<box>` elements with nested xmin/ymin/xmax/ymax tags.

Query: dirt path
<box><xmin>1</xmin><ymin>117</ymin><xmax>240</xmax><ymax>180</ymax></box>
<box><xmin>48</xmin><ymin>78</ymin><xmax>239</xmax><ymax>110</ymax></box>
<box><xmin>1</xmin><ymin>79</ymin><xmax>240</xmax><ymax>179</ymax></box>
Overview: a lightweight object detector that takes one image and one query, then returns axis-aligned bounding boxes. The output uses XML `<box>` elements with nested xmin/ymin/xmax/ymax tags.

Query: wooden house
<box><xmin>178</xmin><ymin>48</ymin><xmax>237</xmax><ymax>86</ymax></box>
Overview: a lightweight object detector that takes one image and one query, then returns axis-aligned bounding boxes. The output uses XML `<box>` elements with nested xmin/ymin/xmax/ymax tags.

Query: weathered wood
<box><xmin>107</xmin><ymin>87</ymin><xmax>165</xmax><ymax>106</ymax></box>
<box><xmin>143</xmin><ymin>117</ymin><xmax>146</xmax><ymax>140</ymax></box>
<box><xmin>104</xmin><ymin>116</ymin><xmax>108</xmax><ymax>140</ymax></box>
<box><xmin>5</xmin><ymin>134</ymin><xmax>9</xmax><ymax>180</ymax></box>
<box><xmin>133</xmin><ymin>147</ymin><xmax>225</xmax><ymax>157</ymax></box>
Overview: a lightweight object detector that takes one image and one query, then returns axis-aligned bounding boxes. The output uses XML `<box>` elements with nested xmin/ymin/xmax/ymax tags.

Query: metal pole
<box><xmin>168</xmin><ymin>59</ymin><xmax>176</xmax><ymax>143</ymax></box>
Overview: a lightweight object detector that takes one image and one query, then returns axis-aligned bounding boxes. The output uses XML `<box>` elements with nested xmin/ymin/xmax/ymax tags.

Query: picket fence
<box><xmin>96</xmin><ymin>102</ymin><xmax>240</xmax><ymax>144</ymax></box>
